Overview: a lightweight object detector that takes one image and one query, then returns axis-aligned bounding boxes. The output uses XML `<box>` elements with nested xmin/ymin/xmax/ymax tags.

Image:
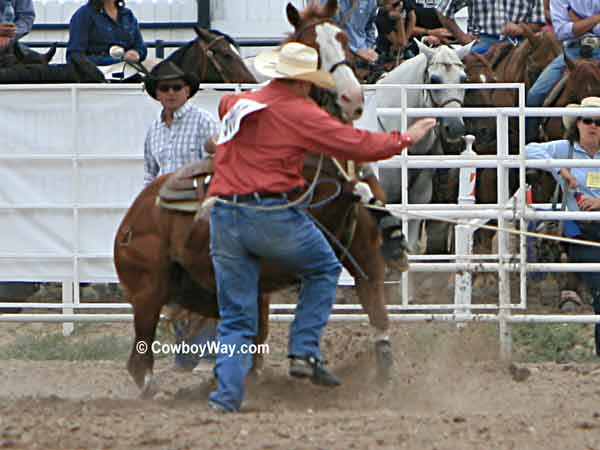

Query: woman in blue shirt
<box><xmin>526</xmin><ymin>96</ymin><xmax>600</xmax><ymax>356</ymax></box>
<box><xmin>67</xmin><ymin>0</ymin><xmax>147</xmax><ymax>66</ymax></box>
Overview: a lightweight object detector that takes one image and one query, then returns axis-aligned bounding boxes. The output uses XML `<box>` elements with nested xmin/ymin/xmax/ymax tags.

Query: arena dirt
<box><xmin>1</xmin><ymin>274</ymin><xmax>600</xmax><ymax>449</ymax></box>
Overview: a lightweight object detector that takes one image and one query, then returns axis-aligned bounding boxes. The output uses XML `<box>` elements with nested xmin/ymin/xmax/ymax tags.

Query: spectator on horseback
<box><xmin>66</xmin><ymin>0</ymin><xmax>147</xmax><ymax>66</ymax></box>
<box><xmin>143</xmin><ymin>60</ymin><xmax>220</xmax><ymax>373</ymax></box>
<box><xmin>526</xmin><ymin>0</ymin><xmax>600</xmax><ymax>143</ymax></box>
<box><xmin>323</xmin><ymin>0</ymin><xmax>380</xmax><ymax>63</ymax></box>
<box><xmin>0</xmin><ymin>0</ymin><xmax>35</xmax><ymax>50</ymax></box>
<box><xmin>375</xmin><ymin>0</ymin><xmax>452</xmax><ymax>60</ymax></box>
<box><xmin>435</xmin><ymin>0</ymin><xmax>545</xmax><ymax>54</ymax></box>
<box><xmin>525</xmin><ymin>96</ymin><xmax>600</xmax><ymax>356</ymax></box>
<box><xmin>205</xmin><ymin>41</ymin><xmax>437</xmax><ymax>413</ymax></box>
<box><xmin>375</xmin><ymin>0</ymin><xmax>413</xmax><ymax>60</ymax></box>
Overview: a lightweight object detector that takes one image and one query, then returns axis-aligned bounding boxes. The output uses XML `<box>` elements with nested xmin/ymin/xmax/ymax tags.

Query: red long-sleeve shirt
<box><xmin>208</xmin><ymin>80</ymin><xmax>413</xmax><ymax>196</ymax></box>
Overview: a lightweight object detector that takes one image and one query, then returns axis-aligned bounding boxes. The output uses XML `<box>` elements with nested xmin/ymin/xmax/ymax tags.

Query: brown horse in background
<box><xmin>457</xmin><ymin>30</ymin><xmax>561</xmax><ymax>270</ymax></box>
<box><xmin>0</xmin><ymin>41</ymin><xmax>56</xmax><ymax>67</ymax></box>
<box><xmin>115</xmin><ymin>0</ymin><xmax>398</xmax><ymax>397</ymax></box>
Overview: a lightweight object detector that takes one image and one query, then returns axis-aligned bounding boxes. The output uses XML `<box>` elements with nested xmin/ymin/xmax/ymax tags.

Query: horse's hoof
<box><xmin>140</xmin><ymin>374</ymin><xmax>158</xmax><ymax>399</ymax></box>
<box><xmin>375</xmin><ymin>340</ymin><xmax>393</xmax><ymax>380</ymax></box>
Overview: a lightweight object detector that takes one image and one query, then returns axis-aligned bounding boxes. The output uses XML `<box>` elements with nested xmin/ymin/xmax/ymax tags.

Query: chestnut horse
<box><xmin>115</xmin><ymin>0</ymin><xmax>400</xmax><ymax>398</ymax></box>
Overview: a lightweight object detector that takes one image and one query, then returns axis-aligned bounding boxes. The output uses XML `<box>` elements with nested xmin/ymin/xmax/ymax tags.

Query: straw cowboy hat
<box><xmin>254</xmin><ymin>42</ymin><xmax>336</xmax><ymax>89</ymax></box>
<box><xmin>100</xmin><ymin>57</ymin><xmax>161</xmax><ymax>83</ymax></box>
<box><xmin>563</xmin><ymin>96</ymin><xmax>600</xmax><ymax>129</ymax></box>
<box><xmin>144</xmin><ymin>60</ymin><xmax>200</xmax><ymax>100</ymax></box>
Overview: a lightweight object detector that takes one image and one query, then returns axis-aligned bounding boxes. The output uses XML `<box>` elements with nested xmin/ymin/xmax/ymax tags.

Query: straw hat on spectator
<box><xmin>254</xmin><ymin>42</ymin><xmax>335</xmax><ymax>89</ymax></box>
<box><xmin>563</xmin><ymin>96</ymin><xmax>600</xmax><ymax>129</ymax></box>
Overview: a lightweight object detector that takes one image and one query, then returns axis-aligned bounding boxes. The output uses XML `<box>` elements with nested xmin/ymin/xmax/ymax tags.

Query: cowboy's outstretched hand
<box><xmin>405</xmin><ymin>118</ymin><xmax>437</xmax><ymax>143</ymax></box>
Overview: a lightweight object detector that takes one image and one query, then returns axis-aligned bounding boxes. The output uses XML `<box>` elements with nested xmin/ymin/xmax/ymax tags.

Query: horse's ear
<box><xmin>455</xmin><ymin>41</ymin><xmax>475</xmax><ymax>61</ymax></box>
<box><xmin>323</xmin><ymin>0</ymin><xmax>338</xmax><ymax>18</ymax></box>
<box><xmin>414</xmin><ymin>38</ymin><xmax>435</xmax><ymax>61</ymax></box>
<box><xmin>194</xmin><ymin>26</ymin><xmax>212</xmax><ymax>42</ymax></box>
<box><xmin>564</xmin><ymin>51</ymin><xmax>576</xmax><ymax>71</ymax></box>
<box><xmin>44</xmin><ymin>45</ymin><xmax>57</xmax><ymax>64</ymax></box>
<box><xmin>286</xmin><ymin>3</ymin><xmax>301</xmax><ymax>29</ymax></box>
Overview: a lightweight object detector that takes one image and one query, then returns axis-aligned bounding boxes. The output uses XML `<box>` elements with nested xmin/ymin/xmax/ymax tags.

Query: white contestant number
<box><xmin>217</xmin><ymin>99</ymin><xmax>268</xmax><ymax>145</ymax></box>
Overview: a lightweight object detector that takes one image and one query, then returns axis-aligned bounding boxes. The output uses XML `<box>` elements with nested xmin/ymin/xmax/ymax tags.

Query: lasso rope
<box><xmin>330</xmin><ymin>158</ymin><xmax>600</xmax><ymax>250</ymax></box>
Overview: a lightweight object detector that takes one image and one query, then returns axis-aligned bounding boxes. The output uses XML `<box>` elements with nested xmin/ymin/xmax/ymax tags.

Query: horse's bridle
<box><xmin>196</xmin><ymin>35</ymin><xmax>231</xmax><ymax>83</ymax></box>
<box><xmin>424</xmin><ymin>64</ymin><xmax>465</xmax><ymax>109</ymax></box>
<box><xmin>292</xmin><ymin>19</ymin><xmax>353</xmax><ymax>76</ymax></box>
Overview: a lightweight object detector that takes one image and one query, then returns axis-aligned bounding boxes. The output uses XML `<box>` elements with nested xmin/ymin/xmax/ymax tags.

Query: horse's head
<box><xmin>2</xmin><ymin>42</ymin><xmax>56</xmax><ymax>66</ymax></box>
<box><xmin>170</xmin><ymin>28</ymin><xmax>257</xmax><ymax>83</ymax></box>
<box><xmin>522</xmin><ymin>29</ymin><xmax>562</xmax><ymax>87</ymax></box>
<box><xmin>461</xmin><ymin>52</ymin><xmax>498</xmax><ymax>151</ymax></box>
<box><xmin>417</xmin><ymin>40</ymin><xmax>471</xmax><ymax>143</ymax></box>
<box><xmin>561</xmin><ymin>55</ymin><xmax>600</xmax><ymax>105</ymax></box>
<box><xmin>286</xmin><ymin>0</ymin><xmax>364</xmax><ymax>121</ymax></box>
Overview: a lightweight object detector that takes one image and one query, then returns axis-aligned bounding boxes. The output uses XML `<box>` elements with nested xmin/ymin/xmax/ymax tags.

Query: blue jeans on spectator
<box><xmin>174</xmin><ymin>320</ymin><xmax>218</xmax><ymax>369</ymax></box>
<box><xmin>568</xmin><ymin>240</ymin><xmax>600</xmax><ymax>356</ymax></box>
<box><xmin>469</xmin><ymin>34</ymin><xmax>523</xmax><ymax>55</ymax></box>
<box><xmin>208</xmin><ymin>197</ymin><xmax>342</xmax><ymax>412</ymax></box>
<box><xmin>526</xmin><ymin>46</ymin><xmax>600</xmax><ymax>142</ymax></box>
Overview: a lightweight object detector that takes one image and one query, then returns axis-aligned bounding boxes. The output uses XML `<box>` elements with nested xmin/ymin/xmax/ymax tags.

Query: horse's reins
<box><xmin>197</xmin><ymin>35</ymin><xmax>231</xmax><ymax>83</ymax></box>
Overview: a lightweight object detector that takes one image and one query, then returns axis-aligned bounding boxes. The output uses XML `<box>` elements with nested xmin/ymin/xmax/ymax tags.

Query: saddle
<box><xmin>157</xmin><ymin>158</ymin><xmax>214</xmax><ymax>212</ymax></box>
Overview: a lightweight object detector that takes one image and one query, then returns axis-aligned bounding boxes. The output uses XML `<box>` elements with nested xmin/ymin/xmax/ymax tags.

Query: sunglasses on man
<box><xmin>579</xmin><ymin>117</ymin><xmax>600</xmax><ymax>126</ymax></box>
<box><xmin>157</xmin><ymin>82</ymin><xmax>186</xmax><ymax>93</ymax></box>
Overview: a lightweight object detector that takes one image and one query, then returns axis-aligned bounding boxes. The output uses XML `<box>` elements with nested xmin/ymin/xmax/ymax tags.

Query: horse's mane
<box><xmin>167</xmin><ymin>40</ymin><xmax>195</xmax><ymax>66</ymax></box>
<box><xmin>167</xmin><ymin>28</ymin><xmax>240</xmax><ymax>66</ymax></box>
<box><xmin>299</xmin><ymin>1</ymin><xmax>334</xmax><ymax>22</ymax></box>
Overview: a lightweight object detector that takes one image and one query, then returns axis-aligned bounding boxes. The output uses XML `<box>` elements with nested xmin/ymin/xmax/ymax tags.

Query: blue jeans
<box><xmin>208</xmin><ymin>197</ymin><xmax>342</xmax><ymax>411</ymax></box>
<box><xmin>526</xmin><ymin>46</ymin><xmax>600</xmax><ymax>142</ymax></box>
<box><xmin>173</xmin><ymin>319</ymin><xmax>218</xmax><ymax>369</ymax></box>
<box><xmin>568</xmin><ymin>241</ymin><xmax>600</xmax><ymax>356</ymax></box>
<box><xmin>470</xmin><ymin>34</ymin><xmax>521</xmax><ymax>55</ymax></box>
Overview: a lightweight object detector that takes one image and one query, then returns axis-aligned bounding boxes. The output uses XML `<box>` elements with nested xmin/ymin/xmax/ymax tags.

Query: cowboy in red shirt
<box><xmin>207</xmin><ymin>42</ymin><xmax>435</xmax><ymax>413</ymax></box>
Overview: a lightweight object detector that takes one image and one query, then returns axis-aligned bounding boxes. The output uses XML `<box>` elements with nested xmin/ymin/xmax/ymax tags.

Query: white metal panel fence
<box><xmin>1</xmin><ymin>83</ymin><xmax>600</xmax><ymax>353</ymax></box>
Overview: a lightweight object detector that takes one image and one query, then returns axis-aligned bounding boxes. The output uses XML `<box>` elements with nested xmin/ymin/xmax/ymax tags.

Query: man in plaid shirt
<box><xmin>435</xmin><ymin>0</ymin><xmax>546</xmax><ymax>54</ymax></box>
<box><xmin>143</xmin><ymin>60</ymin><xmax>220</xmax><ymax>372</ymax></box>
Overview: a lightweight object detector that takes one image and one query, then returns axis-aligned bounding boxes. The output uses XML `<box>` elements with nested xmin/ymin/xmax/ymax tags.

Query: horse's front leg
<box><xmin>355</xmin><ymin>256</ymin><xmax>393</xmax><ymax>380</ymax></box>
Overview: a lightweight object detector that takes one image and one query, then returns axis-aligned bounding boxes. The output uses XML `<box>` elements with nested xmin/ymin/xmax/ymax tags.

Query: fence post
<box><xmin>62</xmin><ymin>280</ymin><xmax>74</xmax><ymax>336</ymax></box>
<box><xmin>155</xmin><ymin>40</ymin><xmax>165</xmax><ymax>59</ymax></box>
<box><xmin>197</xmin><ymin>0</ymin><xmax>210</xmax><ymax>27</ymax></box>
<box><xmin>454</xmin><ymin>135</ymin><xmax>476</xmax><ymax>322</ymax></box>
<box><xmin>497</xmin><ymin>112</ymin><xmax>512</xmax><ymax>357</ymax></box>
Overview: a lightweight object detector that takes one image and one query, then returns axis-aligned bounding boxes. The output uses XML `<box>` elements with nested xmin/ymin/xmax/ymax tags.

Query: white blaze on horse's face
<box><xmin>315</xmin><ymin>22</ymin><xmax>364</xmax><ymax>121</ymax></box>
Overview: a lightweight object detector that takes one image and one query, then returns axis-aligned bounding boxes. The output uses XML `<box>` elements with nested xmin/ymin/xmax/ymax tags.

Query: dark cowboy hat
<box><xmin>144</xmin><ymin>61</ymin><xmax>200</xmax><ymax>100</ymax></box>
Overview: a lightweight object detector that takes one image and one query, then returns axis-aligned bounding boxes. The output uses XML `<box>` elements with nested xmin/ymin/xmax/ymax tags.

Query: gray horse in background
<box><xmin>377</xmin><ymin>39</ymin><xmax>473</xmax><ymax>253</ymax></box>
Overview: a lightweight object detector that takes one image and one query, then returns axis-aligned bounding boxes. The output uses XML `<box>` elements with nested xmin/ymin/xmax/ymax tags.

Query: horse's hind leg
<box><xmin>127</xmin><ymin>288</ymin><xmax>166</xmax><ymax>398</ymax></box>
<box><xmin>250</xmin><ymin>292</ymin><xmax>270</xmax><ymax>375</ymax></box>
